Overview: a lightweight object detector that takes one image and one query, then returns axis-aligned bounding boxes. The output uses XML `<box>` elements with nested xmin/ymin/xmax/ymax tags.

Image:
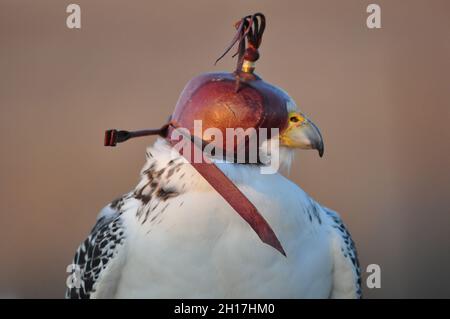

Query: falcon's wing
<box><xmin>65</xmin><ymin>200</ymin><xmax>127</xmax><ymax>299</ymax></box>
<box><xmin>325</xmin><ymin>208</ymin><xmax>362</xmax><ymax>299</ymax></box>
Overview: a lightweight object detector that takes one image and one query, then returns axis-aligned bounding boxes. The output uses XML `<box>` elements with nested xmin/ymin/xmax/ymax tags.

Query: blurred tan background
<box><xmin>1</xmin><ymin>0</ymin><xmax>449</xmax><ymax>298</ymax></box>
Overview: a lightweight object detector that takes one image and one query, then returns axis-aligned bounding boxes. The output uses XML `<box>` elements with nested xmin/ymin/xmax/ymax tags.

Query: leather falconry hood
<box><xmin>105</xmin><ymin>13</ymin><xmax>292</xmax><ymax>256</ymax></box>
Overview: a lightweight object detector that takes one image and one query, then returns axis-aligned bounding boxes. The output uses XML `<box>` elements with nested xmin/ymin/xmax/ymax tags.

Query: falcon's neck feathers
<box><xmin>136</xmin><ymin>137</ymin><xmax>295</xmax><ymax>185</ymax></box>
<box><xmin>142</xmin><ymin>138</ymin><xmax>289</xmax><ymax>164</ymax></box>
<box><xmin>130</xmin><ymin>138</ymin><xmax>295</xmax><ymax>225</ymax></box>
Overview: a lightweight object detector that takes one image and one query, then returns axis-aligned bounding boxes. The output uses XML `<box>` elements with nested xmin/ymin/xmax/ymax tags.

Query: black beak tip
<box><xmin>318</xmin><ymin>144</ymin><xmax>324</xmax><ymax>158</ymax></box>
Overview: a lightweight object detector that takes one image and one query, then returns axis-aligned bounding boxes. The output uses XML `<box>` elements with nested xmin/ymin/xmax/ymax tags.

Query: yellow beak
<box><xmin>280</xmin><ymin>112</ymin><xmax>324</xmax><ymax>157</ymax></box>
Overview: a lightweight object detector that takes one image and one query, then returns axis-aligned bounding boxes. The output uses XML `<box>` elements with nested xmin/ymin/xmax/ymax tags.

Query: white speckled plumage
<box><xmin>66</xmin><ymin>138</ymin><xmax>360</xmax><ymax>299</ymax></box>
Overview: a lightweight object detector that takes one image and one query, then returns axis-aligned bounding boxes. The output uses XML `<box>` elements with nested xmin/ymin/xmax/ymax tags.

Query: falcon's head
<box><xmin>257</xmin><ymin>96</ymin><xmax>324</xmax><ymax>174</ymax></box>
<box><xmin>279</xmin><ymin>98</ymin><xmax>324</xmax><ymax>157</ymax></box>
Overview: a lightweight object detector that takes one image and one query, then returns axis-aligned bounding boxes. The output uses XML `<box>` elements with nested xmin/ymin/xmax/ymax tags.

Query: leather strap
<box><xmin>167</xmin><ymin>132</ymin><xmax>286</xmax><ymax>256</ymax></box>
<box><xmin>104</xmin><ymin>125</ymin><xmax>286</xmax><ymax>256</ymax></box>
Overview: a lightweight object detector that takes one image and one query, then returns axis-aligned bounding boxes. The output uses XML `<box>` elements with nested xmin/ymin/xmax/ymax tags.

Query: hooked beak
<box><xmin>280</xmin><ymin>114</ymin><xmax>324</xmax><ymax>157</ymax></box>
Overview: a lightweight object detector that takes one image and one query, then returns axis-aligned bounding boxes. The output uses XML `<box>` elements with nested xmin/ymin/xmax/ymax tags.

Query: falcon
<box><xmin>66</xmin><ymin>13</ymin><xmax>361</xmax><ymax>299</ymax></box>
